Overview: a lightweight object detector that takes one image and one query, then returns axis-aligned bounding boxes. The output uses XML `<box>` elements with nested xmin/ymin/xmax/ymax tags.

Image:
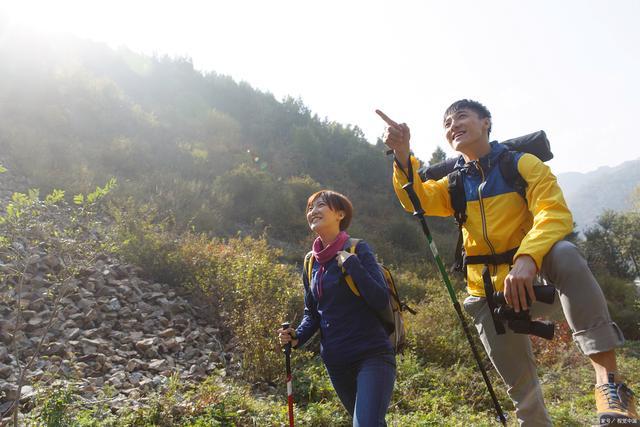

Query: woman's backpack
<box><xmin>304</xmin><ymin>238</ymin><xmax>416</xmax><ymax>353</ymax></box>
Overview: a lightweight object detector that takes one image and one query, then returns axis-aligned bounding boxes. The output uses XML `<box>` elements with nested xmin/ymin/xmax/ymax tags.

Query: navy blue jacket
<box><xmin>294</xmin><ymin>240</ymin><xmax>392</xmax><ymax>366</ymax></box>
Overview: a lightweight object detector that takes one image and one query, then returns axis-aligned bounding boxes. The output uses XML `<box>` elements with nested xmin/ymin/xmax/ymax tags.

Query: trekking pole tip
<box><xmin>498</xmin><ymin>413</ymin><xmax>508</xmax><ymax>425</ymax></box>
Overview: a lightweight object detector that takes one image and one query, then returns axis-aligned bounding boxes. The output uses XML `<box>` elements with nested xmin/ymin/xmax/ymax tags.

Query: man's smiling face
<box><xmin>444</xmin><ymin>108</ymin><xmax>491</xmax><ymax>153</ymax></box>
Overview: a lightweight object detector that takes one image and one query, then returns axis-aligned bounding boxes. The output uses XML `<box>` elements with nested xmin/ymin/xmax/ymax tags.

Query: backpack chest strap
<box><xmin>464</xmin><ymin>247</ymin><xmax>519</xmax><ymax>267</ymax></box>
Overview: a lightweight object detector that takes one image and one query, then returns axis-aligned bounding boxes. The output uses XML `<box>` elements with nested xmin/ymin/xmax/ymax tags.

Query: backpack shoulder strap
<box><xmin>304</xmin><ymin>251</ymin><xmax>314</xmax><ymax>288</ymax></box>
<box><xmin>447</xmin><ymin>170</ymin><xmax>467</xmax><ymax>227</ymax></box>
<box><xmin>498</xmin><ymin>150</ymin><xmax>527</xmax><ymax>200</ymax></box>
<box><xmin>342</xmin><ymin>238</ymin><xmax>361</xmax><ymax>297</ymax></box>
<box><xmin>447</xmin><ymin>170</ymin><xmax>467</xmax><ymax>272</ymax></box>
<box><xmin>345</xmin><ymin>238</ymin><xmax>361</xmax><ymax>254</ymax></box>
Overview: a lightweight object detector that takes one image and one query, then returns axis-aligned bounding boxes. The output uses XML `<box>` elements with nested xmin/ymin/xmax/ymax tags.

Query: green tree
<box><xmin>428</xmin><ymin>146</ymin><xmax>448</xmax><ymax>165</ymax></box>
<box><xmin>583</xmin><ymin>210</ymin><xmax>637</xmax><ymax>278</ymax></box>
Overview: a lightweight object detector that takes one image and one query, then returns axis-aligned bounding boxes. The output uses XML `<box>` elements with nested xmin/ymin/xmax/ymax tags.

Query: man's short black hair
<box><xmin>444</xmin><ymin>99</ymin><xmax>492</xmax><ymax>135</ymax></box>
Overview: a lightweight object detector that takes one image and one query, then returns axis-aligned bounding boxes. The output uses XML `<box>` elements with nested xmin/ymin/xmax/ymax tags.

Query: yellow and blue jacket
<box><xmin>393</xmin><ymin>141</ymin><xmax>573</xmax><ymax>297</ymax></box>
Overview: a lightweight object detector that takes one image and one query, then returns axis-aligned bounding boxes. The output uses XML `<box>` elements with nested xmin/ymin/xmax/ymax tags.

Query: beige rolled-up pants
<box><xmin>463</xmin><ymin>241</ymin><xmax>625</xmax><ymax>426</ymax></box>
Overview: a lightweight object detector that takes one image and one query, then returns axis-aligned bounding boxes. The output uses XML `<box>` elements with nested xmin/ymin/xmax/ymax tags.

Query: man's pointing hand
<box><xmin>376</xmin><ymin>109</ymin><xmax>411</xmax><ymax>169</ymax></box>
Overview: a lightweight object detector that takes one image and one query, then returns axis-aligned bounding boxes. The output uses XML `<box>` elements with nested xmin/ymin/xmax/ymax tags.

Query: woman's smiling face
<box><xmin>306</xmin><ymin>196</ymin><xmax>344</xmax><ymax>234</ymax></box>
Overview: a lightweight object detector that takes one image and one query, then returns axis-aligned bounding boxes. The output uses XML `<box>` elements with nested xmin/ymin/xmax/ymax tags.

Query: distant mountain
<box><xmin>557</xmin><ymin>159</ymin><xmax>640</xmax><ymax>230</ymax></box>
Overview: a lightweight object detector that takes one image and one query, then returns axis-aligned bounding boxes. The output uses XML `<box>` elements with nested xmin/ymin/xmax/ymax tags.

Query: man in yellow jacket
<box><xmin>379</xmin><ymin>99</ymin><xmax>637</xmax><ymax>426</ymax></box>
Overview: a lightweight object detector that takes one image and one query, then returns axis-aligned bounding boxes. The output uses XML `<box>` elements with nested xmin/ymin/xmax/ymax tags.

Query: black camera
<box><xmin>490</xmin><ymin>285</ymin><xmax>556</xmax><ymax>340</ymax></box>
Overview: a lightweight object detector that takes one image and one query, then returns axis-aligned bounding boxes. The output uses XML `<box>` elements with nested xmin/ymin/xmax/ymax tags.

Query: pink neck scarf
<box><xmin>311</xmin><ymin>230</ymin><xmax>350</xmax><ymax>299</ymax></box>
<box><xmin>312</xmin><ymin>231</ymin><xmax>350</xmax><ymax>265</ymax></box>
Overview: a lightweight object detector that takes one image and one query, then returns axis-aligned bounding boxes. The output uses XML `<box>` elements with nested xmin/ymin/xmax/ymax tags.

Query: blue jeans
<box><xmin>325</xmin><ymin>352</ymin><xmax>396</xmax><ymax>427</ymax></box>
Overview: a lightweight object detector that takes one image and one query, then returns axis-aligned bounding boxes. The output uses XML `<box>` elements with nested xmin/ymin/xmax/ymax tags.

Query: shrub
<box><xmin>404</xmin><ymin>278</ymin><xmax>473</xmax><ymax>366</ymax></box>
<box><xmin>531</xmin><ymin>321</ymin><xmax>581</xmax><ymax>367</ymax></box>
<box><xmin>596</xmin><ymin>273</ymin><xmax>640</xmax><ymax>339</ymax></box>
<box><xmin>108</xmin><ymin>198</ymin><xmax>181</xmax><ymax>286</ymax></box>
<box><xmin>173</xmin><ymin>234</ymin><xmax>303</xmax><ymax>382</ymax></box>
<box><xmin>37</xmin><ymin>385</ymin><xmax>75</xmax><ymax>427</ymax></box>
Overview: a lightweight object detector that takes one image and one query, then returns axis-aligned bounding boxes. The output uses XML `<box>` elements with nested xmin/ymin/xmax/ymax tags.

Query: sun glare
<box><xmin>3</xmin><ymin>1</ymin><xmax>78</xmax><ymax>33</ymax></box>
<box><xmin>1</xmin><ymin>0</ymin><xmax>145</xmax><ymax>48</ymax></box>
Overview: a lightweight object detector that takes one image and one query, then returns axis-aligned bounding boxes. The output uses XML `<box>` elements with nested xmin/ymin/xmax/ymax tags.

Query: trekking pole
<box><xmin>401</xmin><ymin>182</ymin><xmax>507</xmax><ymax>426</ymax></box>
<box><xmin>281</xmin><ymin>321</ymin><xmax>295</xmax><ymax>427</ymax></box>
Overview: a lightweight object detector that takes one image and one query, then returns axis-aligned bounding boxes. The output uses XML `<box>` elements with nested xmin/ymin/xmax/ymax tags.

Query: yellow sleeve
<box><xmin>514</xmin><ymin>153</ymin><xmax>574</xmax><ymax>269</ymax></box>
<box><xmin>392</xmin><ymin>155</ymin><xmax>453</xmax><ymax>217</ymax></box>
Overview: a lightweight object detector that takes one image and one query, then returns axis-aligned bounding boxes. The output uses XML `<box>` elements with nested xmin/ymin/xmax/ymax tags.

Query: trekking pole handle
<box><xmin>402</xmin><ymin>182</ymin><xmax>425</xmax><ymax>216</ymax></box>
<box><xmin>281</xmin><ymin>321</ymin><xmax>295</xmax><ymax>427</ymax></box>
<box><xmin>281</xmin><ymin>322</ymin><xmax>292</xmax><ymax>355</ymax></box>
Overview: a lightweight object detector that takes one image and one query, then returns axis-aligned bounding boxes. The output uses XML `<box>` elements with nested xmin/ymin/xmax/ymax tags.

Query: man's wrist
<box><xmin>515</xmin><ymin>254</ymin><xmax>536</xmax><ymax>264</ymax></box>
<box><xmin>394</xmin><ymin>150</ymin><xmax>411</xmax><ymax>170</ymax></box>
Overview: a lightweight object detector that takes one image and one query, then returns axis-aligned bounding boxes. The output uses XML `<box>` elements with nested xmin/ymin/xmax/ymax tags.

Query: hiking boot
<box><xmin>595</xmin><ymin>373</ymin><xmax>638</xmax><ymax>425</ymax></box>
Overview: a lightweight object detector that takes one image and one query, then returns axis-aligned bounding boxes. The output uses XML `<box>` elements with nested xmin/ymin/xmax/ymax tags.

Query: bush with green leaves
<box><xmin>596</xmin><ymin>273</ymin><xmax>640</xmax><ymax>339</ymax></box>
<box><xmin>172</xmin><ymin>234</ymin><xmax>303</xmax><ymax>382</ymax></box>
<box><xmin>107</xmin><ymin>197</ymin><xmax>181</xmax><ymax>285</ymax></box>
<box><xmin>403</xmin><ymin>278</ymin><xmax>473</xmax><ymax>366</ymax></box>
<box><xmin>0</xmin><ymin>181</ymin><xmax>114</xmax><ymax>426</ymax></box>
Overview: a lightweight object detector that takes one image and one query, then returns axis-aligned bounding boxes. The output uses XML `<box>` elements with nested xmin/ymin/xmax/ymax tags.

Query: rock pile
<box><xmin>0</xmin><ymin>251</ymin><xmax>232</xmax><ymax>416</ymax></box>
<box><xmin>0</xmin><ymin>168</ymin><xmax>234</xmax><ymax>418</ymax></box>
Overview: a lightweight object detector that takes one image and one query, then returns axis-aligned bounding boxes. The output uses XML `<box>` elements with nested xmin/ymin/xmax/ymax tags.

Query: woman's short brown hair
<box><xmin>306</xmin><ymin>190</ymin><xmax>353</xmax><ymax>231</ymax></box>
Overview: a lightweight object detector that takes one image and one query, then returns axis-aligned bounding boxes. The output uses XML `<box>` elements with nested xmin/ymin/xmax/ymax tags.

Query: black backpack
<box><xmin>417</xmin><ymin>131</ymin><xmax>553</xmax><ymax>273</ymax></box>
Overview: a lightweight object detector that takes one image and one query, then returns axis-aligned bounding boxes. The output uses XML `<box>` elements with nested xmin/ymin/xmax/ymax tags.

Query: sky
<box><xmin>2</xmin><ymin>0</ymin><xmax>640</xmax><ymax>174</ymax></box>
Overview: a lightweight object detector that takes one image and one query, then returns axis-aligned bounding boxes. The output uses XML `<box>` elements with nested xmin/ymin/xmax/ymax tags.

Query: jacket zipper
<box><xmin>475</xmin><ymin>162</ymin><xmax>498</xmax><ymax>275</ymax></box>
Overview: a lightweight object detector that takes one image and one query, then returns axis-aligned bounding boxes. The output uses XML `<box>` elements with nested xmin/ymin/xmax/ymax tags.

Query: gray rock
<box><xmin>21</xmin><ymin>310</ymin><xmax>37</xmax><ymax>320</ymax></box>
<box><xmin>20</xmin><ymin>385</ymin><xmax>35</xmax><ymax>402</ymax></box>
<box><xmin>106</xmin><ymin>298</ymin><xmax>121</xmax><ymax>312</ymax></box>
<box><xmin>0</xmin><ymin>380</ymin><xmax>16</xmax><ymax>397</ymax></box>
<box><xmin>0</xmin><ymin>401</ymin><xmax>13</xmax><ymax>416</ymax></box>
<box><xmin>151</xmin><ymin>375</ymin><xmax>166</xmax><ymax>387</ymax></box>
<box><xmin>41</xmin><ymin>254</ymin><xmax>61</xmax><ymax>270</ymax></box>
<box><xmin>163</xmin><ymin>338</ymin><xmax>181</xmax><ymax>353</ymax></box>
<box><xmin>188</xmin><ymin>364</ymin><xmax>206</xmax><ymax>378</ymax></box>
<box><xmin>43</xmin><ymin>342</ymin><xmax>66</xmax><ymax>356</ymax></box>
<box><xmin>134</xmin><ymin>337</ymin><xmax>157</xmax><ymax>353</ymax></box>
<box><xmin>159</xmin><ymin>328</ymin><xmax>176</xmax><ymax>338</ymax></box>
<box><xmin>126</xmin><ymin>359</ymin><xmax>147</xmax><ymax>372</ymax></box>
<box><xmin>77</xmin><ymin>299</ymin><xmax>93</xmax><ymax>311</ymax></box>
<box><xmin>138</xmin><ymin>378</ymin><xmax>153</xmax><ymax>390</ymax></box>
<box><xmin>148</xmin><ymin>359</ymin><xmax>167</xmax><ymax>372</ymax></box>
<box><xmin>128</xmin><ymin>372</ymin><xmax>145</xmax><ymax>386</ymax></box>
<box><xmin>0</xmin><ymin>364</ymin><xmax>13</xmax><ymax>379</ymax></box>
<box><xmin>82</xmin><ymin>328</ymin><xmax>99</xmax><ymax>338</ymax></box>
<box><xmin>80</xmin><ymin>382</ymin><xmax>97</xmax><ymax>393</ymax></box>
<box><xmin>67</xmin><ymin>328</ymin><xmax>81</xmax><ymax>340</ymax></box>
<box><xmin>107</xmin><ymin>372</ymin><xmax>126</xmax><ymax>388</ymax></box>
<box><xmin>83</xmin><ymin>308</ymin><xmax>98</xmax><ymax>324</ymax></box>
<box><xmin>129</xmin><ymin>331</ymin><xmax>144</xmax><ymax>341</ymax></box>
<box><xmin>28</xmin><ymin>369</ymin><xmax>45</xmax><ymax>381</ymax></box>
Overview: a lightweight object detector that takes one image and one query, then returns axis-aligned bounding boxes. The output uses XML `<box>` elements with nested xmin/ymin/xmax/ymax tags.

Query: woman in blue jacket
<box><xmin>278</xmin><ymin>190</ymin><xmax>396</xmax><ymax>427</ymax></box>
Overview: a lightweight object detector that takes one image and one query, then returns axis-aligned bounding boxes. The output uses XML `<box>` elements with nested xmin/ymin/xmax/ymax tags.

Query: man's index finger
<box><xmin>375</xmin><ymin>109</ymin><xmax>398</xmax><ymax>127</ymax></box>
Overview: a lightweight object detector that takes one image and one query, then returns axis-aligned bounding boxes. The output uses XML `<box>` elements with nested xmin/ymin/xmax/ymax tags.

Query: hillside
<box><xmin>0</xmin><ymin>30</ymin><xmax>456</xmax><ymax>266</ymax></box>
<box><xmin>557</xmin><ymin>159</ymin><xmax>640</xmax><ymax>229</ymax></box>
